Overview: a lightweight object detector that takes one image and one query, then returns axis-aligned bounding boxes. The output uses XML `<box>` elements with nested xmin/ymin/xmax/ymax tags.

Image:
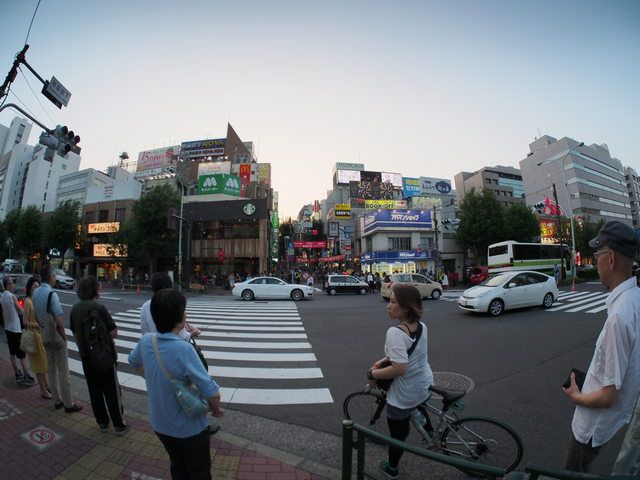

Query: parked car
<box><xmin>232</xmin><ymin>276</ymin><xmax>314</xmax><ymax>301</ymax></box>
<box><xmin>380</xmin><ymin>273</ymin><xmax>442</xmax><ymax>300</ymax></box>
<box><xmin>325</xmin><ymin>275</ymin><xmax>369</xmax><ymax>295</ymax></box>
<box><xmin>458</xmin><ymin>270</ymin><xmax>558</xmax><ymax>317</ymax></box>
<box><xmin>468</xmin><ymin>266</ymin><xmax>489</xmax><ymax>285</ymax></box>
<box><xmin>54</xmin><ymin>269</ymin><xmax>75</xmax><ymax>289</ymax></box>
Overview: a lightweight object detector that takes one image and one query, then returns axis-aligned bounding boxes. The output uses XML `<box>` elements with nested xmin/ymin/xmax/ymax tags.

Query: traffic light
<box><xmin>49</xmin><ymin>125</ymin><xmax>81</xmax><ymax>156</ymax></box>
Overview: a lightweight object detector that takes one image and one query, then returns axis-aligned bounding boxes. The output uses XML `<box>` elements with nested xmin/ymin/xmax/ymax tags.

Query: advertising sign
<box><xmin>335</xmin><ymin>162</ymin><xmax>364</xmax><ymax>171</ymax></box>
<box><xmin>238</xmin><ymin>163</ymin><xmax>251</xmax><ymax>196</ymax></box>
<box><xmin>137</xmin><ymin>145</ymin><xmax>179</xmax><ymax>172</ymax></box>
<box><xmin>88</xmin><ymin>222</ymin><xmax>120</xmax><ymax>234</ymax></box>
<box><xmin>197</xmin><ymin>174</ymin><xmax>241</xmax><ymax>196</ymax></box>
<box><xmin>409</xmin><ymin>196</ymin><xmax>443</xmax><ymax>209</ymax></box>
<box><xmin>420</xmin><ymin>176</ymin><xmax>452</xmax><ymax>195</ymax></box>
<box><xmin>334</xmin><ymin>203</ymin><xmax>351</xmax><ymax>219</ymax></box>
<box><xmin>403</xmin><ymin>177</ymin><xmax>422</xmax><ymax>198</ymax></box>
<box><xmin>180</xmin><ymin>138</ymin><xmax>226</xmax><ymax>159</ymax></box>
<box><xmin>271</xmin><ymin>211</ymin><xmax>279</xmax><ymax>230</ymax></box>
<box><xmin>349</xmin><ymin>171</ymin><xmax>394</xmax><ymax>200</ymax></box>
<box><xmin>328</xmin><ymin>221</ymin><xmax>339</xmax><ymax>238</ymax></box>
<box><xmin>93</xmin><ymin>244</ymin><xmax>127</xmax><ymax>257</ymax></box>
<box><xmin>293</xmin><ymin>241</ymin><xmax>326</xmax><ymax>249</ymax></box>
<box><xmin>336</xmin><ymin>169</ymin><xmax>361</xmax><ymax>184</ymax></box>
<box><xmin>363</xmin><ymin>209</ymin><xmax>432</xmax><ymax>234</ymax></box>
<box><xmin>382</xmin><ymin>172</ymin><xmax>403</xmax><ymax>188</ymax></box>
<box><xmin>198</xmin><ymin>161</ymin><xmax>231</xmax><ymax>176</ymax></box>
<box><xmin>257</xmin><ymin>163</ymin><xmax>271</xmax><ymax>185</ymax></box>
<box><xmin>363</xmin><ymin>199</ymin><xmax>407</xmax><ymax>210</ymax></box>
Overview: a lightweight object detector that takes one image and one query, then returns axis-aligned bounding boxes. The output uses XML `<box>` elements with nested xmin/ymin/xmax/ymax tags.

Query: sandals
<box><xmin>41</xmin><ymin>391</ymin><xmax>53</xmax><ymax>399</ymax></box>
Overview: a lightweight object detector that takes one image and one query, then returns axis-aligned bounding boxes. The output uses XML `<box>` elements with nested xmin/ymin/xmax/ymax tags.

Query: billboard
<box><xmin>363</xmin><ymin>199</ymin><xmax>407</xmax><ymax>210</ymax></box>
<box><xmin>337</xmin><ymin>169</ymin><xmax>361</xmax><ymax>184</ymax></box>
<box><xmin>197</xmin><ymin>174</ymin><xmax>241</xmax><ymax>196</ymax></box>
<box><xmin>420</xmin><ymin>176</ymin><xmax>452</xmax><ymax>195</ymax></box>
<box><xmin>363</xmin><ymin>209</ymin><xmax>432</xmax><ymax>234</ymax></box>
<box><xmin>257</xmin><ymin>163</ymin><xmax>271</xmax><ymax>185</ymax></box>
<box><xmin>335</xmin><ymin>162</ymin><xmax>364</xmax><ymax>171</ymax></box>
<box><xmin>328</xmin><ymin>221</ymin><xmax>339</xmax><ymax>238</ymax></box>
<box><xmin>198</xmin><ymin>161</ymin><xmax>231</xmax><ymax>176</ymax></box>
<box><xmin>403</xmin><ymin>177</ymin><xmax>422</xmax><ymax>198</ymax></box>
<box><xmin>238</xmin><ymin>163</ymin><xmax>251</xmax><ymax>196</ymax></box>
<box><xmin>180</xmin><ymin>138</ymin><xmax>226</xmax><ymax>159</ymax></box>
<box><xmin>409</xmin><ymin>196</ymin><xmax>443</xmax><ymax>209</ymax></box>
<box><xmin>381</xmin><ymin>172</ymin><xmax>403</xmax><ymax>188</ymax></box>
<box><xmin>88</xmin><ymin>222</ymin><xmax>120</xmax><ymax>234</ymax></box>
<box><xmin>334</xmin><ymin>203</ymin><xmax>351</xmax><ymax>219</ymax></box>
<box><xmin>137</xmin><ymin>145</ymin><xmax>179</xmax><ymax>172</ymax></box>
<box><xmin>93</xmin><ymin>244</ymin><xmax>127</xmax><ymax>257</ymax></box>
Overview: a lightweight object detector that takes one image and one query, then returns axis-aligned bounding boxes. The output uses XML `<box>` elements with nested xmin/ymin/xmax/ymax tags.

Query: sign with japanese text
<box><xmin>93</xmin><ymin>244</ymin><xmax>127</xmax><ymax>257</ymax></box>
<box><xmin>403</xmin><ymin>177</ymin><xmax>422</xmax><ymax>198</ymax></box>
<box><xmin>198</xmin><ymin>161</ymin><xmax>231</xmax><ymax>176</ymax></box>
<box><xmin>87</xmin><ymin>222</ymin><xmax>120</xmax><ymax>234</ymax></box>
<box><xmin>180</xmin><ymin>138</ymin><xmax>226</xmax><ymax>158</ymax></box>
<box><xmin>363</xmin><ymin>199</ymin><xmax>407</xmax><ymax>209</ymax></box>
<box><xmin>137</xmin><ymin>146</ymin><xmax>179</xmax><ymax>172</ymax></box>
<box><xmin>420</xmin><ymin>176</ymin><xmax>452</xmax><ymax>195</ymax></box>
<box><xmin>334</xmin><ymin>203</ymin><xmax>351</xmax><ymax>219</ymax></box>
<box><xmin>293</xmin><ymin>241</ymin><xmax>327</xmax><ymax>249</ymax></box>
<box><xmin>363</xmin><ymin>209</ymin><xmax>432</xmax><ymax>233</ymax></box>
<box><xmin>197</xmin><ymin>174</ymin><xmax>241</xmax><ymax>196</ymax></box>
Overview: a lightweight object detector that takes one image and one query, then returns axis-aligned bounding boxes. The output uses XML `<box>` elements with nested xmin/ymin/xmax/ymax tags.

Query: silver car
<box><xmin>54</xmin><ymin>268</ymin><xmax>76</xmax><ymax>289</ymax></box>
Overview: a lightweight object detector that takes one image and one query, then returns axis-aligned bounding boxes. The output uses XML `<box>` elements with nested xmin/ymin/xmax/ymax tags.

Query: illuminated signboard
<box><xmin>87</xmin><ymin>222</ymin><xmax>120</xmax><ymax>234</ymax></box>
<box><xmin>363</xmin><ymin>199</ymin><xmax>407</xmax><ymax>209</ymax></box>
<box><xmin>334</xmin><ymin>203</ymin><xmax>351</xmax><ymax>219</ymax></box>
<box><xmin>337</xmin><ymin>169</ymin><xmax>361</xmax><ymax>184</ymax></box>
<box><xmin>420</xmin><ymin>176</ymin><xmax>452</xmax><ymax>195</ymax></box>
<box><xmin>93</xmin><ymin>244</ymin><xmax>127</xmax><ymax>257</ymax></box>
<box><xmin>381</xmin><ymin>172</ymin><xmax>403</xmax><ymax>188</ymax></box>
<box><xmin>180</xmin><ymin>138</ymin><xmax>226</xmax><ymax>158</ymax></box>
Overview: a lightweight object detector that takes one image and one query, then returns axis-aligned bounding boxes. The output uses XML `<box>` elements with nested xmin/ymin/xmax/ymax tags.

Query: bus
<box><xmin>487</xmin><ymin>241</ymin><xmax>571</xmax><ymax>276</ymax></box>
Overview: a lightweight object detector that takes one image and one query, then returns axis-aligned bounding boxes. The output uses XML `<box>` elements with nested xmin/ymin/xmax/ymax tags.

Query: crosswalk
<box><xmin>65</xmin><ymin>299</ymin><xmax>334</xmax><ymax>406</ymax></box>
<box><xmin>441</xmin><ymin>289</ymin><xmax>609</xmax><ymax>314</ymax></box>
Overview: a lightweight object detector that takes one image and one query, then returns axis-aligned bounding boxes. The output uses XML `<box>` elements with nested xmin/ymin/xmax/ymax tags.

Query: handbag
<box><xmin>20</xmin><ymin>328</ymin><xmax>37</xmax><ymax>354</ymax></box>
<box><xmin>42</xmin><ymin>292</ymin><xmax>65</xmax><ymax>349</ymax></box>
<box><xmin>375</xmin><ymin>323</ymin><xmax>423</xmax><ymax>392</ymax></box>
<box><xmin>152</xmin><ymin>334</ymin><xmax>209</xmax><ymax>418</ymax></box>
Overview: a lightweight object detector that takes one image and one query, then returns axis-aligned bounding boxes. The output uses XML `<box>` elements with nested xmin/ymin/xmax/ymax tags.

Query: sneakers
<box><xmin>64</xmin><ymin>404</ymin><xmax>83</xmax><ymax>413</ymax></box>
<box><xmin>379</xmin><ymin>460</ymin><xmax>399</xmax><ymax>478</ymax></box>
<box><xmin>99</xmin><ymin>424</ymin><xmax>109</xmax><ymax>433</ymax></box>
<box><xmin>23</xmin><ymin>374</ymin><xmax>38</xmax><ymax>386</ymax></box>
<box><xmin>15</xmin><ymin>373</ymin><xmax>24</xmax><ymax>384</ymax></box>
<box><xmin>114</xmin><ymin>425</ymin><xmax>129</xmax><ymax>436</ymax></box>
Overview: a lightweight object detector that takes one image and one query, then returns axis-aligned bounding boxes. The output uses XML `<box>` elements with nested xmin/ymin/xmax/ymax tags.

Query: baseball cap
<box><xmin>589</xmin><ymin>221</ymin><xmax>639</xmax><ymax>258</ymax></box>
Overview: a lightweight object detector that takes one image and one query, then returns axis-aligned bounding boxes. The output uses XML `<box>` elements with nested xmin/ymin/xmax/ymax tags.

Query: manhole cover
<box><xmin>432</xmin><ymin>372</ymin><xmax>475</xmax><ymax>397</ymax></box>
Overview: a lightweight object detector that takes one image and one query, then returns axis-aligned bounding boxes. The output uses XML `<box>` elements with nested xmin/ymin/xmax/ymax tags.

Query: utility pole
<box><xmin>552</xmin><ymin>182</ymin><xmax>565</xmax><ymax>280</ymax></box>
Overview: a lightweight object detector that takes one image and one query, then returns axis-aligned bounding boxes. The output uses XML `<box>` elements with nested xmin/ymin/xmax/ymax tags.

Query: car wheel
<box><xmin>241</xmin><ymin>289</ymin><xmax>254</xmax><ymax>301</ymax></box>
<box><xmin>291</xmin><ymin>289</ymin><xmax>303</xmax><ymax>301</ymax></box>
<box><xmin>488</xmin><ymin>299</ymin><xmax>504</xmax><ymax>316</ymax></box>
<box><xmin>328</xmin><ymin>287</ymin><xmax>337</xmax><ymax>295</ymax></box>
<box><xmin>360</xmin><ymin>287</ymin><xmax>368</xmax><ymax>295</ymax></box>
<box><xmin>431</xmin><ymin>289</ymin><xmax>442</xmax><ymax>300</ymax></box>
<box><xmin>542</xmin><ymin>292</ymin><xmax>554</xmax><ymax>309</ymax></box>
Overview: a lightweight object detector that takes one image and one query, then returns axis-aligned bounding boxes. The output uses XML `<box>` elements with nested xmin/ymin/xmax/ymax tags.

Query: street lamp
<box><xmin>171</xmin><ymin>158</ymin><xmax>189</xmax><ymax>291</ymax></box>
<box><xmin>538</xmin><ymin>141</ymin><xmax>584</xmax><ymax>287</ymax></box>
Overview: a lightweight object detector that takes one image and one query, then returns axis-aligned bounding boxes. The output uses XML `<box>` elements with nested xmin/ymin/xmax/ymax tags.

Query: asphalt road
<box><xmin>53</xmin><ymin>282</ymin><xmax>626</xmax><ymax>476</ymax></box>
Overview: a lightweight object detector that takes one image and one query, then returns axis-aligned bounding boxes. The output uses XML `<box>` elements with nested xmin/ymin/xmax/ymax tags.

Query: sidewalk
<box><xmin>0</xmin><ymin>357</ymin><xmax>337</xmax><ymax>480</ymax></box>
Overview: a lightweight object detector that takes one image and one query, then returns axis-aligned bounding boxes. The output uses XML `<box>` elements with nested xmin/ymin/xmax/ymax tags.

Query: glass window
<box><xmin>489</xmin><ymin>244</ymin><xmax>508</xmax><ymax>257</ymax></box>
<box><xmin>412</xmin><ymin>274</ymin><xmax>427</xmax><ymax>283</ymax></box>
<box><xmin>527</xmin><ymin>272</ymin><xmax>547</xmax><ymax>284</ymax></box>
<box><xmin>249</xmin><ymin>278</ymin><xmax>266</xmax><ymax>285</ymax></box>
<box><xmin>99</xmin><ymin>210</ymin><xmax>109</xmax><ymax>222</ymax></box>
<box><xmin>266</xmin><ymin>278</ymin><xmax>284</xmax><ymax>285</ymax></box>
<box><xmin>510</xmin><ymin>273</ymin><xmax>528</xmax><ymax>287</ymax></box>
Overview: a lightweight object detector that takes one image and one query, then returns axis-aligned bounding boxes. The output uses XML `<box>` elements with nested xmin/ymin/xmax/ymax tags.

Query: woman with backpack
<box><xmin>70</xmin><ymin>276</ymin><xmax>127</xmax><ymax>435</ymax></box>
<box><xmin>366</xmin><ymin>284</ymin><xmax>433</xmax><ymax>478</ymax></box>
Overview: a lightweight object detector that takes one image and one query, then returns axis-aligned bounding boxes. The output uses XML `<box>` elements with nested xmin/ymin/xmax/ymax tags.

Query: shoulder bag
<box><xmin>152</xmin><ymin>334</ymin><xmax>209</xmax><ymax>418</ymax></box>
<box><xmin>375</xmin><ymin>323</ymin><xmax>423</xmax><ymax>392</ymax></box>
<box><xmin>42</xmin><ymin>292</ymin><xmax>65</xmax><ymax>349</ymax></box>
<box><xmin>20</xmin><ymin>328</ymin><xmax>37</xmax><ymax>353</ymax></box>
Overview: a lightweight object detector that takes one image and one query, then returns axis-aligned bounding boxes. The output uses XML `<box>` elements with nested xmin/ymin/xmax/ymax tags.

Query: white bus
<box><xmin>487</xmin><ymin>241</ymin><xmax>571</xmax><ymax>276</ymax></box>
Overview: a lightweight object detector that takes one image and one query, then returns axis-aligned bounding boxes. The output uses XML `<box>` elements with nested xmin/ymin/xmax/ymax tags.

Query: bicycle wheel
<box><xmin>343</xmin><ymin>391</ymin><xmax>390</xmax><ymax>438</ymax></box>
<box><xmin>441</xmin><ymin>416</ymin><xmax>523</xmax><ymax>478</ymax></box>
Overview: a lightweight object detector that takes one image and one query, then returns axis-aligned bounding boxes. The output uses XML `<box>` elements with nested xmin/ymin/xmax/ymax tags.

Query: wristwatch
<box><xmin>367</xmin><ymin>369</ymin><xmax>375</xmax><ymax>380</ymax></box>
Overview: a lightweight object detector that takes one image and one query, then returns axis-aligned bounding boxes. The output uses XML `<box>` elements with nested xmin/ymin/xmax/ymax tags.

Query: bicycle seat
<box><xmin>429</xmin><ymin>385</ymin><xmax>466</xmax><ymax>403</ymax></box>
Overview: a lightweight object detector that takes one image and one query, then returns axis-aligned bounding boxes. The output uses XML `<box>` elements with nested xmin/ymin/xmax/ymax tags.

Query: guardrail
<box><xmin>341</xmin><ymin>420</ymin><xmax>637</xmax><ymax>480</ymax></box>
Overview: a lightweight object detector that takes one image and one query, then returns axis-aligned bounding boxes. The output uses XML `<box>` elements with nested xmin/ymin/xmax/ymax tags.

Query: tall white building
<box><xmin>0</xmin><ymin>116</ymin><xmax>80</xmax><ymax>218</ymax></box>
<box><xmin>624</xmin><ymin>166</ymin><xmax>640</xmax><ymax>228</ymax></box>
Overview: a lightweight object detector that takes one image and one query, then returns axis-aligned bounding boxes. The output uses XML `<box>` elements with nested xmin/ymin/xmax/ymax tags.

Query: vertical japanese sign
<box><xmin>239</xmin><ymin>164</ymin><xmax>251</xmax><ymax>197</ymax></box>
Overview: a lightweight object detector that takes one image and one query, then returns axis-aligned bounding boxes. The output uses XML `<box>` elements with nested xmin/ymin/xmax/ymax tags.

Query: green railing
<box><xmin>341</xmin><ymin>421</ymin><xmax>637</xmax><ymax>480</ymax></box>
<box><xmin>342</xmin><ymin>420</ymin><xmax>506</xmax><ymax>479</ymax></box>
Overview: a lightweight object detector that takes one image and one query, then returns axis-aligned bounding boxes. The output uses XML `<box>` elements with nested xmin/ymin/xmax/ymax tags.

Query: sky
<box><xmin>1</xmin><ymin>0</ymin><xmax>639</xmax><ymax>219</ymax></box>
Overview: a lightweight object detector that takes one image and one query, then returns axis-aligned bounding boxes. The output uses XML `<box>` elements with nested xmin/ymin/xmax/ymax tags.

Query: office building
<box><xmin>454</xmin><ymin>165</ymin><xmax>525</xmax><ymax>207</ymax></box>
<box><xmin>625</xmin><ymin>166</ymin><xmax>640</xmax><ymax>227</ymax></box>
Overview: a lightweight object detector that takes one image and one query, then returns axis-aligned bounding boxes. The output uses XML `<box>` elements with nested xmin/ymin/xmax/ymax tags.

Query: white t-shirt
<box><xmin>384</xmin><ymin>322</ymin><xmax>433</xmax><ymax>409</ymax></box>
<box><xmin>140</xmin><ymin>299</ymin><xmax>190</xmax><ymax>341</ymax></box>
<box><xmin>572</xmin><ymin>277</ymin><xmax>640</xmax><ymax>447</ymax></box>
<box><xmin>1</xmin><ymin>290</ymin><xmax>21</xmax><ymax>333</ymax></box>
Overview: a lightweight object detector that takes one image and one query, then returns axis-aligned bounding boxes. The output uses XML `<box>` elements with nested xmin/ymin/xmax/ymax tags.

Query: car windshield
<box><xmin>480</xmin><ymin>274</ymin><xmax>511</xmax><ymax>287</ymax></box>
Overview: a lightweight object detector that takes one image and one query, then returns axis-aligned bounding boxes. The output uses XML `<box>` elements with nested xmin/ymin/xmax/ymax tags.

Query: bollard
<box><xmin>122</xmin><ymin>282</ymin><xmax>125</xmax><ymax>292</ymax></box>
<box><xmin>571</xmin><ymin>278</ymin><xmax>576</xmax><ymax>292</ymax></box>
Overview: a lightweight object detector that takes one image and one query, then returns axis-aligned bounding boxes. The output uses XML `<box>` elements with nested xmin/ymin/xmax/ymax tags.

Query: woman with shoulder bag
<box><xmin>129</xmin><ymin>288</ymin><xmax>223</xmax><ymax>480</ymax></box>
<box><xmin>367</xmin><ymin>284</ymin><xmax>433</xmax><ymax>478</ymax></box>
<box><xmin>23</xmin><ymin>277</ymin><xmax>52</xmax><ymax>398</ymax></box>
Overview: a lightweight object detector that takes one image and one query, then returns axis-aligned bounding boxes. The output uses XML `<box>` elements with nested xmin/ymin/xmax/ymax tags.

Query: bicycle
<box><xmin>343</xmin><ymin>384</ymin><xmax>524</xmax><ymax>478</ymax></box>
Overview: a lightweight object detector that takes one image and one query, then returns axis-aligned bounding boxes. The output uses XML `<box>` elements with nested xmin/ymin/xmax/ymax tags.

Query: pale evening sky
<box><xmin>1</xmin><ymin>0</ymin><xmax>638</xmax><ymax>219</ymax></box>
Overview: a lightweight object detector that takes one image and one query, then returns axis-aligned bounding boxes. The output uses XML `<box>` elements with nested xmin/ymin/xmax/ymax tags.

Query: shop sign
<box><xmin>328</xmin><ymin>221</ymin><xmax>339</xmax><ymax>238</ymax></box>
<box><xmin>293</xmin><ymin>241</ymin><xmax>326</xmax><ymax>249</ymax></box>
<box><xmin>361</xmin><ymin>250</ymin><xmax>430</xmax><ymax>262</ymax></box>
<box><xmin>318</xmin><ymin>255</ymin><xmax>345</xmax><ymax>262</ymax></box>
<box><xmin>363</xmin><ymin>209</ymin><xmax>432</xmax><ymax>233</ymax></box>
<box><xmin>403</xmin><ymin>177</ymin><xmax>422</xmax><ymax>198</ymax></box>
<box><xmin>420</xmin><ymin>176</ymin><xmax>452</xmax><ymax>195</ymax></box>
<box><xmin>334</xmin><ymin>203</ymin><xmax>351</xmax><ymax>219</ymax></box>
<box><xmin>180</xmin><ymin>138</ymin><xmax>226</xmax><ymax>158</ymax></box>
<box><xmin>363</xmin><ymin>199</ymin><xmax>407</xmax><ymax>209</ymax></box>
<box><xmin>198</xmin><ymin>161</ymin><xmax>231</xmax><ymax>176</ymax></box>
<box><xmin>197</xmin><ymin>174</ymin><xmax>241</xmax><ymax>196</ymax></box>
<box><xmin>93</xmin><ymin>244</ymin><xmax>127</xmax><ymax>257</ymax></box>
<box><xmin>243</xmin><ymin>203</ymin><xmax>256</xmax><ymax>215</ymax></box>
<box><xmin>88</xmin><ymin>222</ymin><xmax>120</xmax><ymax>234</ymax></box>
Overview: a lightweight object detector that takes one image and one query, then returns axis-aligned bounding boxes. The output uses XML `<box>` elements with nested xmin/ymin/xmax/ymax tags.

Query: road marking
<box><xmin>112</xmin><ymin>316</ymin><xmax>303</xmax><ymax>326</ymax></box>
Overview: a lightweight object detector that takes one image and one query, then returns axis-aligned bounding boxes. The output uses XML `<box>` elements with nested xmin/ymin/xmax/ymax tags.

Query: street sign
<box><xmin>41</xmin><ymin>76</ymin><xmax>71</xmax><ymax>109</ymax></box>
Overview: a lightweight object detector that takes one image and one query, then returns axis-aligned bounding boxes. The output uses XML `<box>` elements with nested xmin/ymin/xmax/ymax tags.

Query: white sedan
<box><xmin>232</xmin><ymin>277</ymin><xmax>314</xmax><ymax>301</ymax></box>
<box><xmin>458</xmin><ymin>270</ymin><xmax>558</xmax><ymax>317</ymax></box>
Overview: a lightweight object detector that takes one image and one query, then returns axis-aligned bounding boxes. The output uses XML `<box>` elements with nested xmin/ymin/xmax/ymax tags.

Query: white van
<box><xmin>2</xmin><ymin>259</ymin><xmax>24</xmax><ymax>274</ymax></box>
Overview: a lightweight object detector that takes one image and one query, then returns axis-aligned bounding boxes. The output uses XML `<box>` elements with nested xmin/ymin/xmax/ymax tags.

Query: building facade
<box><xmin>624</xmin><ymin>166</ymin><xmax>640</xmax><ymax>228</ymax></box>
<box><xmin>454</xmin><ymin>165</ymin><xmax>525</xmax><ymax>207</ymax></box>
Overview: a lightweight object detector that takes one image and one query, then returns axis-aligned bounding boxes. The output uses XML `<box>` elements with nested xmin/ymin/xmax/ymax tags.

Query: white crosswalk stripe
<box><xmin>65</xmin><ymin>299</ymin><xmax>333</xmax><ymax>405</ymax></box>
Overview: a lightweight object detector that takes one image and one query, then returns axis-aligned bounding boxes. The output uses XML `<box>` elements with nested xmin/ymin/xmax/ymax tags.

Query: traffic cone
<box><xmin>571</xmin><ymin>279</ymin><xmax>576</xmax><ymax>292</ymax></box>
<box><xmin>137</xmin><ymin>284</ymin><xmax>141</xmax><ymax>294</ymax></box>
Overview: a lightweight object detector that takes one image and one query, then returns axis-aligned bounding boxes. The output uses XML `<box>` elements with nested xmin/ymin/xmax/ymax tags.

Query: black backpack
<box><xmin>82</xmin><ymin>306</ymin><xmax>115</xmax><ymax>372</ymax></box>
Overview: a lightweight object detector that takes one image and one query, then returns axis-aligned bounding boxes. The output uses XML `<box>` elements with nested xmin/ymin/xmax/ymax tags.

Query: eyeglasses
<box><xmin>594</xmin><ymin>249</ymin><xmax>612</xmax><ymax>260</ymax></box>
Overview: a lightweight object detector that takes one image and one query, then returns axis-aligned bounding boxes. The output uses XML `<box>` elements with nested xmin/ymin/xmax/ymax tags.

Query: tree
<box><xmin>278</xmin><ymin>220</ymin><xmax>293</xmax><ymax>259</ymax></box>
<box><xmin>504</xmin><ymin>202</ymin><xmax>540</xmax><ymax>242</ymax></box>
<box><xmin>574</xmin><ymin>218</ymin><xmax>605</xmax><ymax>258</ymax></box>
<box><xmin>125</xmin><ymin>184</ymin><xmax>179</xmax><ymax>276</ymax></box>
<box><xmin>3</xmin><ymin>208</ymin><xmax>21</xmax><ymax>258</ymax></box>
<box><xmin>16</xmin><ymin>206</ymin><xmax>43</xmax><ymax>264</ymax></box>
<box><xmin>454</xmin><ymin>189</ymin><xmax>506</xmax><ymax>261</ymax></box>
<box><xmin>44</xmin><ymin>200</ymin><xmax>81</xmax><ymax>256</ymax></box>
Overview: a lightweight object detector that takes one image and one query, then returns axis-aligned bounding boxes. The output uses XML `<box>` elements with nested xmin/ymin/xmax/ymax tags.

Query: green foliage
<box><xmin>504</xmin><ymin>202</ymin><xmax>540</xmax><ymax>242</ymax></box>
<box><xmin>125</xmin><ymin>184</ymin><xmax>179</xmax><ymax>273</ymax></box>
<box><xmin>278</xmin><ymin>220</ymin><xmax>294</xmax><ymax>258</ymax></box>
<box><xmin>16</xmin><ymin>206</ymin><xmax>43</xmax><ymax>257</ymax></box>
<box><xmin>574</xmin><ymin>218</ymin><xmax>605</xmax><ymax>258</ymax></box>
<box><xmin>454</xmin><ymin>189</ymin><xmax>506</xmax><ymax>260</ymax></box>
<box><xmin>4</xmin><ymin>208</ymin><xmax>20</xmax><ymax>255</ymax></box>
<box><xmin>44</xmin><ymin>201</ymin><xmax>81</xmax><ymax>255</ymax></box>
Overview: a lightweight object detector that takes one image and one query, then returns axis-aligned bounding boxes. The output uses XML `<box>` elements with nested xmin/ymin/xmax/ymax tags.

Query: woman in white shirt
<box><xmin>367</xmin><ymin>284</ymin><xmax>433</xmax><ymax>478</ymax></box>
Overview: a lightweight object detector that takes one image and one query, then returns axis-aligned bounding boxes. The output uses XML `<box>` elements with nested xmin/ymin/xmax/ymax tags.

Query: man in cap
<box><xmin>562</xmin><ymin>220</ymin><xmax>640</xmax><ymax>472</ymax></box>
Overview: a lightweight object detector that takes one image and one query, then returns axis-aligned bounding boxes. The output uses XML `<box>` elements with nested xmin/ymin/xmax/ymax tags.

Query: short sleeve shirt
<box><xmin>32</xmin><ymin>283</ymin><xmax>63</xmax><ymax>328</ymax></box>
<box><xmin>572</xmin><ymin>277</ymin><xmax>640</xmax><ymax>447</ymax></box>
<box><xmin>1</xmin><ymin>291</ymin><xmax>21</xmax><ymax>333</ymax></box>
